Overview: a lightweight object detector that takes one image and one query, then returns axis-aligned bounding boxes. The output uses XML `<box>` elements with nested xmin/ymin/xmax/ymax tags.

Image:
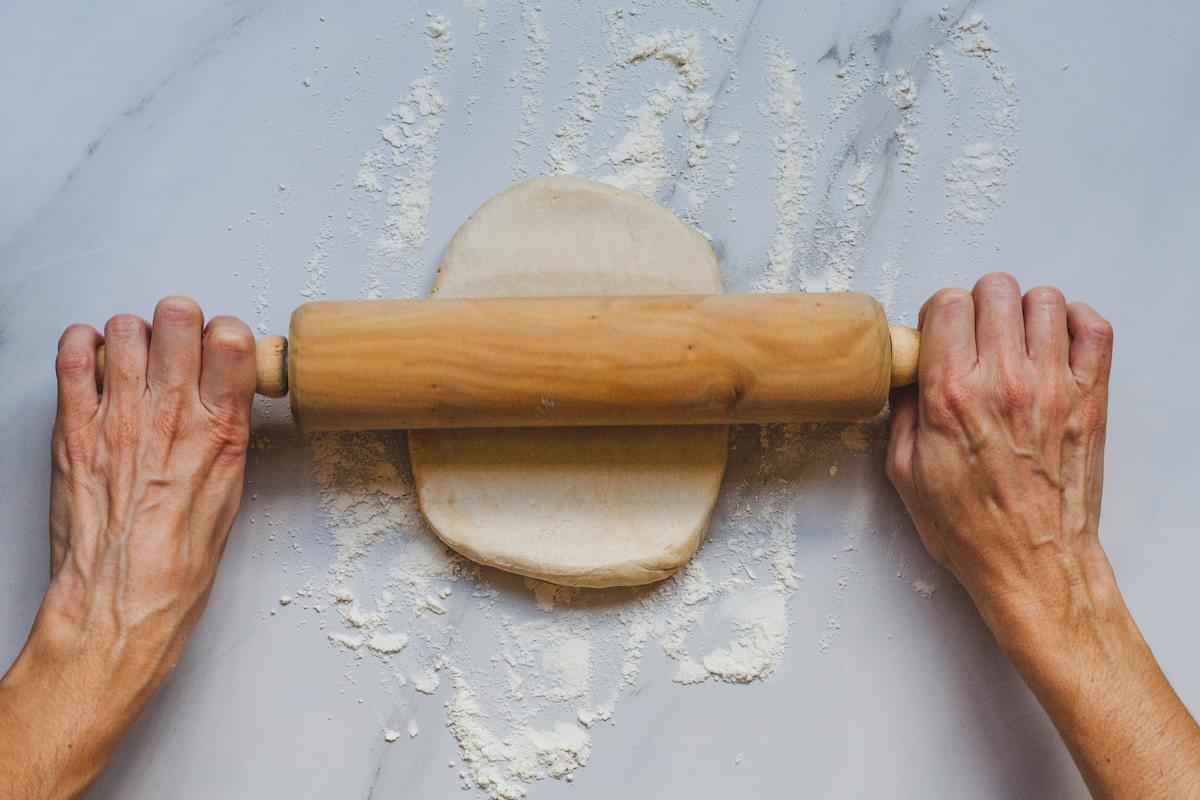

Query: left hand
<box><xmin>1</xmin><ymin>296</ymin><xmax>256</xmax><ymax>798</ymax></box>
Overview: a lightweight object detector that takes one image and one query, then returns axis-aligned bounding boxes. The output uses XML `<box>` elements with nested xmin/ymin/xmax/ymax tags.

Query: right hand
<box><xmin>885</xmin><ymin>273</ymin><xmax>1116</xmax><ymax>642</ymax></box>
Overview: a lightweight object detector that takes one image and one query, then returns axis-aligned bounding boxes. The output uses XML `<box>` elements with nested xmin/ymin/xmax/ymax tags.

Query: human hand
<box><xmin>0</xmin><ymin>296</ymin><xmax>255</xmax><ymax>798</ymax></box>
<box><xmin>886</xmin><ymin>274</ymin><xmax>1200</xmax><ymax>800</ymax></box>
<box><xmin>885</xmin><ymin>273</ymin><xmax>1115</xmax><ymax>644</ymax></box>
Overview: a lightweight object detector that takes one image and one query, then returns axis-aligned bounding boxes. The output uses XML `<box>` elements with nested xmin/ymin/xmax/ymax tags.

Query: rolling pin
<box><xmin>95</xmin><ymin>292</ymin><xmax>920</xmax><ymax>430</ymax></box>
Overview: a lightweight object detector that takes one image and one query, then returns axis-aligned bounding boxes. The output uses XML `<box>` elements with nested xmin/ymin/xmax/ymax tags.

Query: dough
<box><xmin>408</xmin><ymin>176</ymin><xmax>728</xmax><ymax>588</ymax></box>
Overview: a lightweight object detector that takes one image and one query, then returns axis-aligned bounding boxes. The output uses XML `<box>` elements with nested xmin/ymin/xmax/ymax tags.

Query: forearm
<box><xmin>984</xmin><ymin>560</ymin><xmax>1200</xmax><ymax>800</ymax></box>
<box><xmin>0</xmin><ymin>615</ymin><xmax>170</xmax><ymax>799</ymax></box>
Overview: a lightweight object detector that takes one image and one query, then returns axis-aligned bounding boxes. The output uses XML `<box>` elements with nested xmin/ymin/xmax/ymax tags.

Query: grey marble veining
<box><xmin>2</xmin><ymin>1</ymin><xmax>1198</xmax><ymax>798</ymax></box>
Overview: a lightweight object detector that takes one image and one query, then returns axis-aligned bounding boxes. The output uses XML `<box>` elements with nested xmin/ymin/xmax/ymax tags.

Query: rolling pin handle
<box><xmin>256</xmin><ymin>335</ymin><xmax>288</xmax><ymax>398</ymax></box>
<box><xmin>889</xmin><ymin>324</ymin><xmax>920</xmax><ymax>388</ymax></box>
<box><xmin>94</xmin><ymin>335</ymin><xmax>289</xmax><ymax>399</ymax></box>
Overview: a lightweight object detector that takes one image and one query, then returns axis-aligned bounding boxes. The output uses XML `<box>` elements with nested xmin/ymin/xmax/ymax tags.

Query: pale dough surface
<box><xmin>408</xmin><ymin>176</ymin><xmax>728</xmax><ymax>588</ymax></box>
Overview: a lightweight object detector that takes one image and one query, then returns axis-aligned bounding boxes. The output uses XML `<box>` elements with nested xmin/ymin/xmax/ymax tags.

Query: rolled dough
<box><xmin>408</xmin><ymin>176</ymin><xmax>728</xmax><ymax>588</ymax></box>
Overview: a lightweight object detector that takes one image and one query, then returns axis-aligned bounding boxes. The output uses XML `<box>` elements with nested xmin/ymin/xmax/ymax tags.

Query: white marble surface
<box><xmin>2</xmin><ymin>1</ymin><xmax>1198</xmax><ymax>798</ymax></box>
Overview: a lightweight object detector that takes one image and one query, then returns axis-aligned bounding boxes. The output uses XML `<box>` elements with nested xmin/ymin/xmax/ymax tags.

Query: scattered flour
<box><xmin>512</xmin><ymin>0</ymin><xmax>551</xmax><ymax>175</ymax></box>
<box><xmin>886</xmin><ymin>69</ymin><xmax>921</xmax><ymax>179</ymax></box>
<box><xmin>362</xmin><ymin>16</ymin><xmax>455</xmax><ymax>298</ymax></box>
<box><xmin>603</xmin><ymin>29</ymin><xmax>712</xmax><ymax>208</ymax></box>
<box><xmin>758</xmin><ymin>42</ymin><xmax>808</xmax><ymax>292</ymax></box>
<box><xmin>913</xmin><ymin>579</ymin><xmax>938</xmax><ymax>599</ymax></box>
<box><xmin>368</xmin><ymin>631</ymin><xmax>410</xmax><ymax>654</ymax></box>
<box><xmin>628</xmin><ymin>30</ymin><xmax>707</xmax><ymax>91</ymax></box>
<box><xmin>263</xmin><ymin>8</ymin><xmax>1026</xmax><ymax>798</ymax></box>
<box><xmin>547</xmin><ymin>68</ymin><xmax>607</xmax><ymax>175</ymax></box>
<box><xmin>945</xmin><ymin>142</ymin><xmax>1016</xmax><ymax>224</ymax></box>
<box><xmin>700</xmin><ymin>589</ymin><xmax>788</xmax><ymax>683</ymax></box>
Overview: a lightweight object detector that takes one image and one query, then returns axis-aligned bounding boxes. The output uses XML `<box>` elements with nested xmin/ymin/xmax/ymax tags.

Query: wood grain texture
<box><xmin>288</xmin><ymin>292</ymin><xmax>896</xmax><ymax>430</ymax></box>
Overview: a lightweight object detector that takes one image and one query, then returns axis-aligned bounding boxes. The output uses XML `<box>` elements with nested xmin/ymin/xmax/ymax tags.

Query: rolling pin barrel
<box><xmin>286</xmin><ymin>293</ymin><xmax>919</xmax><ymax>431</ymax></box>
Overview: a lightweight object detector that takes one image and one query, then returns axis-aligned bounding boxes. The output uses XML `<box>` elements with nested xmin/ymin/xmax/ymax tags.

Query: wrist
<box><xmin>0</xmin><ymin>597</ymin><xmax>179</xmax><ymax>785</ymax></box>
<box><xmin>962</xmin><ymin>534</ymin><xmax>1124</xmax><ymax>663</ymax></box>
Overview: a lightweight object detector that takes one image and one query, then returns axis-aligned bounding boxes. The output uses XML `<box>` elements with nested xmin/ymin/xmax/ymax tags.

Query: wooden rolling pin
<box><xmin>95</xmin><ymin>293</ymin><xmax>920</xmax><ymax>430</ymax></box>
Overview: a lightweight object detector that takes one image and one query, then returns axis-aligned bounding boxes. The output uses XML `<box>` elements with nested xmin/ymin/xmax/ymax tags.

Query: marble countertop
<box><xmin>3</xmin><ymin>1</ymin><xmax>1198</xmax><ymax>797</ymax></box>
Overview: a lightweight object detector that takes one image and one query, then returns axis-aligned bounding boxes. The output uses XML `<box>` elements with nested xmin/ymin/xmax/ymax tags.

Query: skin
<box><xmin>0</xmin><ymin>297</ymin><xmax>256</xmax><ymax>798</ymax></box>
<box><xmin>887</xmin><ymin>274</ymin><xmax>1200</xmax><ymax>799</ymax></box>
<box><xmin>0</xmin><ymin>278</ymin><xmax>1197</xmax><ymax>797</ymax></box>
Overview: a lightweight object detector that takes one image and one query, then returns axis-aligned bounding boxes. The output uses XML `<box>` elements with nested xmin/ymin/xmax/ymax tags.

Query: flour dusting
<box><xmin>249</xmin><ymin>5</ymin><xmax>1026</xmax><ymax>798</ymax></box>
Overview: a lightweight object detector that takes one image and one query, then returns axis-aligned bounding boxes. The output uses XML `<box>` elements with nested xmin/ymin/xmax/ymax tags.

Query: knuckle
<box><xmin>55</xmin><ymin>348</ymin><xmax>92</xmax><ymax>377</ymax></box>
<box><xmin>105</xmin><ymin>314</ymin><xmax>146</xmax><ymax>338</ymax></box>
<box><xmin>155</xmin><ymin>295</ymin><xmax>203</xmax><ymax>324</ymax></box>
<box><xmin>206</xmin><ymin>318</ymin><xmax>255</xmax><ymax>356</ymax></box>
<box><xmin>206</xmin><ymin>414</ymin><xmax>251</xmax><ymax>459</ymax></box>
<box><xmin>928</xmin><ymin>287</ymin><xmax>972</xmax><ymax>314</ymax></box>
<box><xmin>152</xmin><ymin>402</ymin><xmax>190</xmax><ymax>439</ymax></box>
<box><xmin>1084</xmin><ymin>317</ymin><xmax>1114</xmax><ymax>345</ymax></box>
<box><xmin>54</xmin><ymin>424</ymin><xmax>98</xmax><ymax>465</ymax></box>
<box><xmin>994</xmin><ymin>367</ymin><xmax>1032</xmax><ymax>411</ymax></box>
<box><xmin>976</xmin><ymin>272</ymin><xmax>1020</xmax><ymax>297</ymax></box>
<box><xmin>926</xmin><ymin>376</ymin><xmax>976</xmax><ymax>427</ymax></box>
<box><xmin>58</xmin><ymin>323</ymin><xmax>94</xmax><ymax>348</ymax></box>
<box><xmin>1041</xmin><ymin>382</ymin><xmax>1073</xmax><ymax>419</ymax></box>
<box><xmin>1025</xmin><ymin>285</ymin><xmax>1065</xmax><ymax>308</ymax></box>
<box><xmin>103</xmin><ymin>415</ymin><xmax>141</xmax><ymax>449</ymax></box>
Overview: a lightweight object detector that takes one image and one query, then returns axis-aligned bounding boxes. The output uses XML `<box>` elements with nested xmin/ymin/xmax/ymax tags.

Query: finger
<box><xmin>885</xmin><ymin>386</ymin><xmax>918</xmax><ymax>494</ymax></box>
<box><xmin>102</xmin><ymin>314</ymin><xmax>150</xmax><ymax>406</ymax></box>
<box><xmin>972</xmin><ymin>272</ymin><xmax>1025</xmax><ymax>364</ymax></box>
<box><xmin>147</xmin><ymin>296</ymin><xmax>204</xmax><ymax>394</ymax></box>
<box><xmin>1066</xmin><ymin>302</ymin><xmax>1114</xmax><ymax>388</ymax></box>
<box><xmin>55</xmin><ymin>324</ymin><xmax>104</xmax><ymax>429</ymax></box>
<box><xmin>917</xmin><ymin>288</ymin><xmax>976</xmax><ymax>384</ymax></box>
<box><xmin>199</xmin><ymin>316</ymin><xmax>257</xmax><ymax>419</ymax></box>
<box><xmin>1022</xmin><ymin>286</ymin><xmax>1069</xmax><ymax>368</ymax></box>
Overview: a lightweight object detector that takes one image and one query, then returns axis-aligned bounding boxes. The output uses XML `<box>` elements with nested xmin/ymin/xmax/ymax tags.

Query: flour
<box><xmin>886</xmin><ymin>69</ymin><xmax>921</xmax><ymax>179</ymax></box>
<box><xmin>603</xmin><ymin>28</ymin><xmax>713</xmax><ymax>208</ymax></box>
<box><xmin>265</xmin><ymin>6</ymin><xmax>1028</xmax><ymax>798</ymax></box>
<box><xmin>912</xmin><ymin>579</ymin><xmax>937</xmax><ymax>599</ymax></box>
<box><xmin>885</xmin><ymin>69</ymin><xmax>918</xmax><ymax>110</ymax></box>
<box><xmin>845</xmin><ymin>161</ymin><xmax>872</xmax><ymax>210</ymax></box>
<box><xmin>602</xmin><ymin>84</ymin><xmax>682</xmax><ymax>197</ymax></box>
<box><xmin>759</xmin><ymin>42</ymin><xmax>808</xmax><ymax>292</ymax></box>
<box><xmin>512</xmin><ymin>0</ymin><xmax>551</xmax><ymax>176</ymax></box>
<box><xmin>447</xmin><ymin>684</ymin><xmax>591</xmax><ymax>800</ymax></box>
<box><xmin>927</xmin><ymin>47</ymin><xmax>955</xmax><ymax>96</ymax></box>
<box><xmin>628</xmin><ymin>30</ymin><xmax>707</xmax><ymax>91</ymax></box>
<box><xmin>701</xmin><ymin>589</ymin><xmax>788</xmax><ymax>683</ymax></box>
<box><xmin>362</xmin><ymin>16</ymin><xmax>454</xmax><ymax>299</ymax></box>
<box><xmin>251</xmin><ymin>255</ymin><xmax>273</xmax><ymax>336</ymax></box>
<box><xmin>945</xmin><ymin>142</ymin><xmax>1016</xmax><ymax>224</ymax></box>
<box><xmin>368</xmin><ymin>631</ymin><xmax>410</xmax><ymax>654</ymax></box>
<box><xmin>300</xmin><ymin>225</ymin><xmax>333</xmax><ymax>299</ymax></box>
<box><xmin>425</xmin><ymin>14</ymin><xmax>454</xmax><ymax>68</ymax></box>
<box><xmin>329</xmin><ymin>632</ymin><xmax>365</xmax><ymax>650</ymax></box>
<box><xmin>547</xmin><ymin>68</ymin><xmax>607</xmax><ymax>175</ymax></box>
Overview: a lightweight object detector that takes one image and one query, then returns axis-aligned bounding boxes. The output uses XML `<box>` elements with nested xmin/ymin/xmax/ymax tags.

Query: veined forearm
<box><xmin>0</xmin><ymin>627</ymin><xmax>161</xmax><ymax>800</ymax></box>
<box><xmin>998</xmin><ymin>587</ymin><xmax>1200</xmax><ymax>800</ymax></box>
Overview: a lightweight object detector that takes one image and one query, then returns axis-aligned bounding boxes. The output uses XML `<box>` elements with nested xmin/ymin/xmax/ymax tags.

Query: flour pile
<box><xmin>252</xmin><ymin>3</ymin><xmax>1021</xmax><ymax>797</ymax></box>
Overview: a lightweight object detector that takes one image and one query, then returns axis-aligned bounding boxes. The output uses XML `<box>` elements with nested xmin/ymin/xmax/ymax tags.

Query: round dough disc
<box><xmin>408</xmin><ymin>176</ymin><xmax>728</xmax><ymax>588</ymax></box>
